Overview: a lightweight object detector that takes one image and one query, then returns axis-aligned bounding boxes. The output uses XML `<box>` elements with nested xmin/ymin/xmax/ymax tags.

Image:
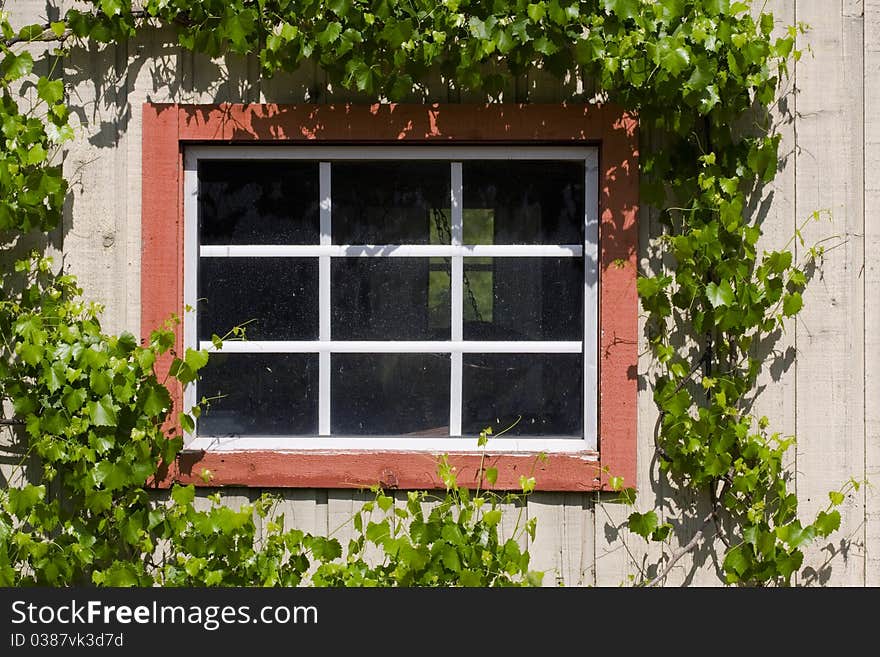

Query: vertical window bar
<box><xmin>583</xmin><ymin>152</ymin><xmax>600</xmax><ymax>450</ymax></box>
<box><xmin>450</xmin><ymin>162</ymin><xmax>463</xmax><ymax>436</ymax></box>
<box><xmin>319</xmin><ymin>162</ymin><xmax>332</xmax><ymax>436</ymax></box>
<box><xmin>183</xmin><ymin>154</ymin><xmax>199</xmax><ymax>428</ymax></box>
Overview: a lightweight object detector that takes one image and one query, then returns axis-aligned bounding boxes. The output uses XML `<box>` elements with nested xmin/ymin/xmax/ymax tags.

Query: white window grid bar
<box><xmin>319</xmin><ymin>162</ymin><xmax>332</xmax><ymax>436</ymax></box>
<box><xmin>450</xmin><ymin>162</ymin><xmax>464</xmax><ymax>437</ymax></box>
<box><xmin>199</xmin><ymin>340</ymin><xmax>583</xmax><ymax>354</ymax></box>
<box><xmin>199</xmin><ymin>244</ymin><xmax>583</xmax><ymax>257</ymax></box>
<box><xmin>584</xmin><ymin>154</ymin><xmax>600</xmax><ymax>448</ymax></box>
<box><xmin>183</xmin><ymin>146</ymin><xmax>599</xmax><ymax>452</ymax></box>
<box><xmin>186</xmin><ymin>436</ymin><xmax>594</xmax><ymax>454</ymax></box>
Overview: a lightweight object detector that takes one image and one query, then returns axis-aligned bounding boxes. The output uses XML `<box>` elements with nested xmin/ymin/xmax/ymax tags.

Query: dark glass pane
<box><xmin>198</xmin><ymin>258</ymin><xmax>318</xmax><ymax>341</ymax></box>
<box><xmin>462</xmin><ymin>354</ymin><xmax>582</xmax><ymax>436</ymax></box>
<box><xmin>331</xmin><ymin>354</ymin><xmax>450</xmax><ymax>435</ymax></box>
<box><xmin>462</xmin><ymin>257</ymin><xmax>582</xmax><ymax>340</ymax></box>
<box><xmin>331</xmin><ymin>162</ymin><xmax>451</xmax><ymax>244</ymax></box>
<box><xmin>199</xmin><ymin>161</ymin><xmax>319</xmax><ymax>244</ymax></box>
<box><xmin>331</xmin><ymin>258</ymin><xmax>449</xmax><ymax>340</ymax></box>
<box><xmin>197</xmin><ymin>353</ymin><xmax>318</xmax><ymax>436</ymax></box>
<box><xmin>462</xmin><ymin>161</ymin><xmax>584</xmax><ymax>244</ymax></box>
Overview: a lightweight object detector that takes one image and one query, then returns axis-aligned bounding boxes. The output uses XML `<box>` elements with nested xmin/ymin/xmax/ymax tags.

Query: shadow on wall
<box><xmin>18</xmin><ymin>21</ymin><xmax>847</xmax><ymax>586</ymax></box>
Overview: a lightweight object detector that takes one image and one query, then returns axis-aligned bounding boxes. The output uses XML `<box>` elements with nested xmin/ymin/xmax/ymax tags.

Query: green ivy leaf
<box><xmin>88</xmin><ymin>395</ymin><xmax>118</xmax><ymax>427</ymax></box>
<box><xmin>366</xmin><ymin>520</ymin><xmax>389</xmax><ymax>544</ymax></box>
<box><xmin>775</xmin><ymin>550</ymin><xmax>804</xmax><ymax>581</ymax></box>
<box><xmin>814</xmin><ymin>510</ymin><xmax>840</xmax><ymax>537</ymax></box>
<box><xmin>704</xmin><ymin>0</ymin><xmax>728</xmax><ymax>17</ymax></box>
<box><xmin>376</xmin><ymin>494</ymin><xmax>393</xmax><ymax>512</ymax></box>
<box><xmin>3</xmin><ymin>52</ymin><xmax>34</xmax><ymax>80</ymax></box>
<box><xmin>63</xmin><ymin>388</ymin><xmax>87</xmax><ymax>414</ymax></box>
<box><xmin>102</xmin><ymin>563</ymin><xmax>139</xmax><ymax>587</ymax></box>
<box><xmin>143</xmin><ymin>385</ymin><xmax>171</xmax><ymax>417</ymax></box>
<box><xmin>318</xmin><ymin>21</ymin><xmax>342</xmax><ymax>47</ymax></box>
<box><xmin>183</xmin><ymin>348</ymin><xmax>209</xmax><ymax>372</ymax></box>
<box><xmin>171</xmin><ymin>484</ymin><xmax>195</xmax><ymax>507</ymax></box>
<box><xmin>637</xmin><ymin>276</ymin><xmax>661</xmax><ymax>298</ymax></box>
<box><xmin>100</xmin><ymin>0</ymin><xmax>124</xmax><ymax>17</ymax></box>
<box><xmin>627</xmin><ymin>510</ymin><xmax>659</xmax><ymax>538</ymax></box>
<box><xmin>8</xmin><ymin>484</ymin><xmax>46</xmax><ymax>515</ymax></box>
<box><xmin>17</xmin><ymin>23</ymin><xmax>46</xmax><ymax>41</ymax></box>
<box><xmin>660</xmin><ymin>44</ymin><xmax>690</xmax><ymax>77</ymax></box>
<box><xmin>441</xmin><ymin>545</ymin><xmax>461</xmax><ymax>572</ymax></box>
<box><xmin>723</xmin><ymin>546</ymin><xmax>750</xmax><ymax>578</ymax></box>
<box><xmin>527</xmin><ymin>3</ymin><xmax>546</xmax><ymax>23</ymax></box>
<box><xmin>602</xmin><ymin>0</ymin><xmax>640</xmax><ymax>21</ymax></box>
<box><xmin>782</xmin><ymin>292</ymin><xmax>803</xmax><ymax>317</ymax></box>
<box><xmin>305</xmin><ymin>536</ymin><xmax>342</xmax><ymax>561</ymax></box>
<box><xmin>706</xmin><ymin>280</ymin><xmax>735</xmax><ymax>308</ymax></box>
<box><xmin>19</xmin><ymin>343</ymin><xmax>43</xmax><ymax>366</ymax></box>
<box><xmin>328</xmin><ymin>0</ymin><xmax>352</xmax><ymax>18</ymax></box>
<box><xmin>775</xmin><ymin>520</ymin><xmax>815</xmax><ymax>549</ymax></box>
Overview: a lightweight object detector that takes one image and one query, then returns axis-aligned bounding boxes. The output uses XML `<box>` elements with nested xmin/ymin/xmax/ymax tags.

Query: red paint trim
<box><xmin>176</xmin><ymin>450</ymin><xmax>602</xmax><ymax>492</ymax></box>
<box><xmin>142</xmin><ymin>103</ymin><xmax>638</xmax><ymax>492</ymax></box>
<box><xmin>141</xmin><ymin>104</ymin><xmax>184</xmax><ymax>433</ymax></box>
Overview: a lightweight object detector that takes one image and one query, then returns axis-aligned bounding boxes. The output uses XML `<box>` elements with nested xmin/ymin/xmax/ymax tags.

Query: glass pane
<box><xmin>331</xmin><ymin>162</ymin><xmax>451</xmax><ymax>244</ymax></box>
<box><xmin>331</xmin><ymin>258</ymin><xmax>450</xmax><ymax>340</ymax></box>
<box><xmin>198</xmin><ymin>258</ymin><xmax>318</xmax><ymax>341</ymax></box>
<box><xmin>462</xmin><ymin>161</ymin><xmax>584</xmax><ymax>244</ymax></box>
<box><xmin>462</xmin><ymin>258</ymin><xmax>582</xmax><ymax>340</ymax></box>
<box><xmin>199</xmin><ymin>160</ymin><xmax>319</xmax><ymax>244</ymax></box>
<box><xmin>331</xmin><ymin>354</ymin><xmax>450</xmax><ymax>435</ymax></box>
<box><xmin>462</xmin><ymin>353</ymin><xmax>582</xmax><ymax>436</ymax></box>
<box><xmin>197</xmin><ymin>353</ymin><xmax>318</xmax><ymax>436</ymax></box>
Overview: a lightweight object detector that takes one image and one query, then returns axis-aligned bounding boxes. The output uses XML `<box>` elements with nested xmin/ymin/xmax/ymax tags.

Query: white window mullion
<box><xmin>199</xmin><ymin>340</ymin><xmax>583</xmax><ymax>353</ymax></box>
<box><xmin>183</xmin><ymin>155</ymin><xmax>199</xmax><ymax>425</ymax></box>
<box><xmin>200</xmin><ymin>244</ymin><xmax>583</xmax><ymax>257</ymax></box>
<box><xmin>319</xmin><ymin>162</ymin><xmax>332</xmax><ymax>436</ymax></box>
<box><xmin>450</xmin><ymin>354</ymin><xmax>462</xmax><ymax>437</ymax></box>
<box><xmin>450</xmin><ymin>163</ymin><xmax>463</xmax><ymax>436</ymax></box>
<box><xmin>583</xmin><ymin>152</ymin><xmax>600</xmax><ymax>450</ymax></box>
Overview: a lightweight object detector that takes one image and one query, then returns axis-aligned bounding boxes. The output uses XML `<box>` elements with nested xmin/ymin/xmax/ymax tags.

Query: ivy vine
<box><xmin>0</xmin><ymin>0</ymin><xmax>858</xmax><ymax>586</ymax></box>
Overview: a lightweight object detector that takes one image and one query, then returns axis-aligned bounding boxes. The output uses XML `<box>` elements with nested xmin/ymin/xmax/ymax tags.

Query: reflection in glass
<box><xmin>332</xmin><ymin>162</ymin><xmax>451</xmax><ymax>244</ymax></box>
<box><xmin>462</xmin><ymin>258</ymin><xmax>582</xmax><ymax>340</ymax></box>
<box><xmin>198</xmin><ymin>258</ymin><xmax>318</xmax><ymax>341</ymax></box>
<box><xmin>198</xmin><ymin>353</ymin><xmax>318</xmax><ymax>436</ymax></box>
<box><xmin>463</xmin><ymin>161</ymin><xmax>584</xmax><ymax>244</ymax></box>
<box><xmin>198</xmin><ymin>161</ymin><xmax>319</xmax><ymax>244</ymax></box>
<box><xmin>463</xmin><ymin>353</ymin><xmax>582</xmax><ymax>436</ymax></box>
<box><xmin>332</xmin><ymin>354</ymin><xmax>450</xmax><ymax>435</ymax></box>
<box><xmin>331</xmin><ymin>258</ymin><xmax>450</xmax><ymax>340</ymax></box>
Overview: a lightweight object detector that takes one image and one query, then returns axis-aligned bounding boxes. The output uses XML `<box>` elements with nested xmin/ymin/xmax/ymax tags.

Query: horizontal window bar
<box><xmin>200</xmin><ymin>340</ymin><xmax>583</xmax><ymax>354</ymax></box>
<box><xmin>200</xmin><ymin>244</ymin><xmax>583</xmax><ymax>257</ymax></box>
<box><xmin>186</xmin><ymin>436</ymin><xmax>594</xmax><ymax>453</ymax></box>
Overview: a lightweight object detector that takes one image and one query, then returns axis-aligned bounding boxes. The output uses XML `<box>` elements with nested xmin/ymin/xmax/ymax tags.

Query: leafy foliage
<box><xmin>0</xmin><ymin>0</ymin><xmax>854</xmax><ymax>586</ymax></box>
<box><xmin>0</xmin><ymin>255</ymin><xmax>539</xmax><ymax>586</ymax></box>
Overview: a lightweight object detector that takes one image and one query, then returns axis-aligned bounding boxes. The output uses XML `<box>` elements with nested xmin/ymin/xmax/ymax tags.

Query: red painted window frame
<box><xmin>142</xmin><ymin>102</ymin><xmax>638</xmax><ymax>492</ymax></box>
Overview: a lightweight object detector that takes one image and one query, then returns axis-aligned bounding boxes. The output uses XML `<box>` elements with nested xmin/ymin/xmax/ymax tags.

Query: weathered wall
<box><xmin>4</xmin><ymin>0</ymin><xmax>877</xmax><ymax>586</ymax></box>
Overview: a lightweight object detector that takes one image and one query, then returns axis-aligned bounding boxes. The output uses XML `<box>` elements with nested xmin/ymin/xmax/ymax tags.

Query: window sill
<box><xmin>161</xmin><ymin>448</ymin><xmax>602</xmax><ymax>492</ymax></box>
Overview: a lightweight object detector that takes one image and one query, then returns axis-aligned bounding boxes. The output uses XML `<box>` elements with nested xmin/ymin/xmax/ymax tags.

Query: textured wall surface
<box><xmin>3</xmin><ymin>0</ymin><xmax>877</xmax><ymax>586</ymax></box>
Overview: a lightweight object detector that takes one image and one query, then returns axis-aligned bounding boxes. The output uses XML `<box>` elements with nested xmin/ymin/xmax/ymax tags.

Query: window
<box><xmin>185</xmin><ymin>147</ymin><xmax>596</xmax><ymax>454</ymax></box>
<box><xmin>142</xmin><ymin>103</ymin><xmax>638</xmax><ymax>491</ymax></box>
